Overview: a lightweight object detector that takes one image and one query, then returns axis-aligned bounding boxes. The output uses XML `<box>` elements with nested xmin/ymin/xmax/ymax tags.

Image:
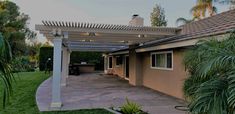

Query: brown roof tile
<box><xmin>140</xmin><ymin>9</ymin><xmax>235</xmax><ymax>48</ymax></box>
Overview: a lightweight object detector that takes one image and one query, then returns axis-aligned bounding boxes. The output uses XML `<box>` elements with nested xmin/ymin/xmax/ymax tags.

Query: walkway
<box><xmin>36</xmin><ymin>73</ymin><xmax>186</xmax><ymax>114</ymax></box>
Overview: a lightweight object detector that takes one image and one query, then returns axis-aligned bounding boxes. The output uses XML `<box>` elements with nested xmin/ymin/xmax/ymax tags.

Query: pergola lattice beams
<box><xmin>40</xmin><ymin>21</ymin><xmax>179</xmax><ymax>34</ymax></box>
<box><xmin>64</xmin><ymin>40</ymin><xmax>128</xmax><ymax>52</ymax></box>
<box><xmin>36</xmin><ymin>20</ymin><xmax>180</xmax><ymax>52</ymax></box>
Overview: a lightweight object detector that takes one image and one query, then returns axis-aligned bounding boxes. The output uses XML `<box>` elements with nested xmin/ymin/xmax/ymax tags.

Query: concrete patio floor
<box><xmin>36</xmin><ymin>73</ymin><xmax>186</xmax><ymax>114</ymax></box>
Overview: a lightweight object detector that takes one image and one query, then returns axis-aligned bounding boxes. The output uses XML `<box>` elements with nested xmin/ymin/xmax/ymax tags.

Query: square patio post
<box><xmin>61</xmin><ymin>46</ymin><xmax>69</xmax><ymax>86</ymax></box>
<box><xmin>129</xmin><ymin>45</ymin><xmax>143</xmax><ymax>86</ymax></box>
<box><xmin>51</xmin><ymin>37</ymin><xmax>63</xmax><ymax>108</ymax></box>
<box><xmin>66</xmin><ymin>51</ymin><xmax>70</xmax><ymax>78</ymax></box>
<box><xmin>103</xmin><ymin>54</ymin><xmax>108</xmax><ymax>74</ymax></box>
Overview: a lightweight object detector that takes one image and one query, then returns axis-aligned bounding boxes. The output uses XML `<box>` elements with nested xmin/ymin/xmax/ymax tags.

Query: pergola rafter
<box><xmin>36</xmin><ymin>20</ymin><xmax>180</xmax><ymax>52</ymax></box>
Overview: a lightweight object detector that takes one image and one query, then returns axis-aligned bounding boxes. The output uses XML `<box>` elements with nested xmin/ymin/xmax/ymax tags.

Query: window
<box><xmin>108</xmin><ymin>57</ymin><xmax>113</xmax><ymax>69</ymax></box>
<box><xmin>116</xmin><ymin>56</ymin><xmax>122</xmax><ymax>66</ymax></box>
<box><xmin>151</xmin><ymin>51</ymin><xmax>173</xmax><ymax>70</ymax></box>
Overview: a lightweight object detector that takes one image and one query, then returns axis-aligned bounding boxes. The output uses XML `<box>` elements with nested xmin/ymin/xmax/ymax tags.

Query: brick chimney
<box><xmin>129</xmin><ymin>14</ymin><xmax>144</xmax><ymax>26</ymax></box>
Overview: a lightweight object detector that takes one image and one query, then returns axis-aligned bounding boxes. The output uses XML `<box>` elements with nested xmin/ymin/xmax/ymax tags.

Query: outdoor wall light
<box><xmin>138</xmin><ymin>34</ymin><xmax>147</xmax><ymax>38</ymax></box>
<box><xmin>120</xmin><ymin>41</ymin><xmax>128</xmax><ymax>43</ymax></box>
<box><xmin>139</xmin><ymin>43</ymin><xmax>144</xmax><ymax>46</ymax></box>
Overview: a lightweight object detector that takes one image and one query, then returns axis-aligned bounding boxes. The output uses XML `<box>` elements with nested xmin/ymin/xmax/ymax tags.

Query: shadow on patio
<box><xmin>36</xmin><ymin>73</ymin><xmax>186</xmax><ymax>114</ymax></box>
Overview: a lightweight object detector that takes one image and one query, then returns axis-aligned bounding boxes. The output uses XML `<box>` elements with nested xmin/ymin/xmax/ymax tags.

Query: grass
<box><xmin>0</xmin><ymin>72</ymin><xmax>113</xmax><ymax>114</ymax></box>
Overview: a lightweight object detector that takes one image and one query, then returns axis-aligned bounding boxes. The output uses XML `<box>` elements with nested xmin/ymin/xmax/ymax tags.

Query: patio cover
<box><xmin>36</xmin><ymin>21</ymin><xmax>179</xmax><ymax>52</ymax></box>
<box><xmin>35</xmin><ymin>20</ymin><xmax>180</xmax><ymax>108</ymax></box>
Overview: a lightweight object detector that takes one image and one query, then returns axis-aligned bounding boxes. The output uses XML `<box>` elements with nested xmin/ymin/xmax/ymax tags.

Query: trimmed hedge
<box><xmin>39</xmin><ymin>47</ymin><xmax>104</xmax><ymax>71</ymax></box>
<box><xmin>39</xmin><ymin>47</ymin><xmax>53</xmax><ymax>71</ymax></box>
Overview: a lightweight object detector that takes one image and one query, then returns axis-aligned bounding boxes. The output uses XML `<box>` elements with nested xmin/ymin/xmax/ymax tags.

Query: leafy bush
<box><xmin>39</xmin><ymin>47</ymin><xmax>53</xmax><ymax>71</ymax></box>
<box><xmin>183</xmin><ymin>32</ymin><xmax>235</xmax><ymax>114</ymax></box>
<box><xmin>120</xmin><ymin>98</ymin><xmax>142</xmax><ymax>114</ymax></box>
<box><xmin>12</xmin><ymin>56</ymin><xmax>35</xmax><ymax>72</ymax></box>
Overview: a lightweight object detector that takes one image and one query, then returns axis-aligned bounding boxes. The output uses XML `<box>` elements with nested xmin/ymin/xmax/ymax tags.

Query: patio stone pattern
<box><xmin>36</xmin><ymin>73</ymin><xmax>186</xmax><ymax>114</ymax></box>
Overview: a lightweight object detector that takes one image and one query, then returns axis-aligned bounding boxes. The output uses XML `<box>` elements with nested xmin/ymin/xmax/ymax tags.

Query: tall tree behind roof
<box><xmin>150</xmin><ymin>4</ymin><xmax>167</xmax><ymax>27</ymax></box>
<box><xmin>191</xmin><ymin>0</ymin><xmax>217</xmax><ymax>20</ymax></box>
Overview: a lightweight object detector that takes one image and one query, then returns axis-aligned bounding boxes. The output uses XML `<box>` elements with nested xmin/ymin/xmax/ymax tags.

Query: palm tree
<box><xmin>0</xmin><ymin>33</ymin><xmax>13</xmax><ymax>107</ymax></box>
<box><xmin>191</xmin><ymin>0</ymin><xmax>217</xmax><ymax>19</ymax></box>
<box><xmin>176</xmin><ymin>18</ymin><xmax>194</xmax><ymax>26</ymax></box>
<box><xmin>183</xmin><ymin>32</ymin><xmax>235</xmax><ymax>114</ymax></box>
<box><xmin>176</xmin><ymin>0</ymin><xmax>217</xmax><ymax>26</ymax></box>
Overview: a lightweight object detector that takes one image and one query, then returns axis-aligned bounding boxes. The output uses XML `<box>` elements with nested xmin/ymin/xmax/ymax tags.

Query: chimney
<box><xmin>129</xmin><ymin>14</ymin><xmax>144</xmax><ymax>26</ymax></box>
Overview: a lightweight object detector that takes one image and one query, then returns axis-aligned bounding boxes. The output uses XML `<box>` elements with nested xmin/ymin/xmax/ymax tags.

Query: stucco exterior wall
<box><xmin>107</xmin><ymin>56</ymin><xmax>125</xmax><ymax>78</ymax></box>
<box><xmin>113</xmin><ymin>57</ymin><xmax>125</xmax><ymax>78</ymax></box>
<box><xmin>107</xmin><ymin>49</ymin><xmax>187</xmax><ymax>99</ymax></box>
<box><xmin>141</xmin><ymin>49</ymin><xmax>187</xmax><ymax>99</ymax></box>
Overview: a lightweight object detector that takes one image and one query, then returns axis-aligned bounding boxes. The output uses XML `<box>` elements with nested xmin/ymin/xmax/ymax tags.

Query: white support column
<box><xmin>104</xmin><ymin>54</ymin><xmax>108</xmax><ymax>74</ymax></box>
<box><xmin>66</xmin><ymin>52</ymin><xmax>71</xmax><ymax>78</ymax></box>
<box><xmin>61</xmin><ymin>47</ymin><xmax>68</xmax><ymax>86</ymax></box>
<box><xmin>51</xmin><ymin>37</ymin><xmax>62</xmax><ymax>108</ymax></box>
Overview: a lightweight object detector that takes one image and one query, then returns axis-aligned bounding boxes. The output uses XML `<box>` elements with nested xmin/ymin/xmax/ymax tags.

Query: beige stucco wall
<box><xmin>141</xmin><ymin>49</ymin><xmax>187</xmax><ymax>99</ymax></box>
<box><xmin>113</xmin><ymin>57</ymin><xmax>125</xmax><ymax>78</ymax></box>
<box><xmin>107</xmin><ymin>56</ymin><xmax>125</xmax><ymax>78</ymax></box>
<box><xmin>107</xmin><ymin>49</ymin><xmax>187</xmax><ymax>99</ymax></box>
<box><xmin>129</xmin><ymin>49</ymin><xmax>143</xmax><ymax>86</ymax></box>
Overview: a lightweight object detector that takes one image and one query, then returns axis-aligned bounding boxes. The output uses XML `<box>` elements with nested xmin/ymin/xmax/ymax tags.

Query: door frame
<box><xmin>124</xmin><ymin>55</ymin><xmax>129</xmax><ymax>80</ymax></box>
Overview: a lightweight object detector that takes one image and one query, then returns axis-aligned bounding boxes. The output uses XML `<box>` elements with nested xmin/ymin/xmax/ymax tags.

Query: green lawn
<box><xmin>0</xmin><ymin>72</ymin><xmax>112</xmax><ymax>114</ymax></box>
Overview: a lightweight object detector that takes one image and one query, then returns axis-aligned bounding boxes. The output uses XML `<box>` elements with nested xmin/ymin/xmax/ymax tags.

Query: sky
<box><xmin>10</xmin><ymin>0</ymin><xmax>230</xmax><ymax>42</ymax></box>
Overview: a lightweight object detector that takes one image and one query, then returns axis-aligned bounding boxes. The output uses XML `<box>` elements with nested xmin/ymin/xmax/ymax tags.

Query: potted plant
<box><xmin>107</xmin><ymin>98</ymin><xmax>148</xmax><ymax>114</ymax></box>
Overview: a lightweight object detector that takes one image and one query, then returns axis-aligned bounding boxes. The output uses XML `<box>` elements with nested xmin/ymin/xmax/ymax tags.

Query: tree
<box><xmin>176</xmin><ymin>0</ymin><xmax>217</xmax><ymax>26</ymax></box>
<box><xmin>0</xmin><ymin>1</ymin><xmax>35</xmax><ymax>107</ymax></box>
<box><xmin>150</xmin><ymin>4</ymin><xmax>167</xmax><ymax>27</ymax></box>
<box><xmin>176</xmin><ymin>18</ymin><xmax>194</xmax><ymax>26</ymax></box>
<box><xmin>191</xmin><ymin>0</ymin><xmax>217</xmax><ymax>19</ymax></box>
<box><xmin>183</xmin><ymin>32</ymin><xmax>235</xmax><ymax>114</ymax></box>
<box><xmin>0</xmin><ymin>33</ymin><xmax>13</xmax><ymax>108</ymax></box>
<box><xmin>0</xmin><ymin>1</ymin><xmax>36</xmax><ymax>57</ymax></box>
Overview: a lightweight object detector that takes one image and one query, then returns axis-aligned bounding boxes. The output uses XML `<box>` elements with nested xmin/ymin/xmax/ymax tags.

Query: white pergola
<box><xmin>35</xmin><ymin>20</ymin><xmax>179</xmax><ymax>108</ymax></box>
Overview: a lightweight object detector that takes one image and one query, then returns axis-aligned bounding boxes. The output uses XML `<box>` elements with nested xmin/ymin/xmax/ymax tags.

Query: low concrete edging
<box><xmin>104</xmin><ymin>108</ymin><xmax>122</xmax><ymax>114</ymax></box>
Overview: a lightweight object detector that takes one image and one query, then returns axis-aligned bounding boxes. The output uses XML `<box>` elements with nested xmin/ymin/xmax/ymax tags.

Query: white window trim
<box><xmin>108</xmin><ymin>56</ymin><xmax>113</xmax><ymax>69</ymax></box>
<box><xmin>150</xmin><ymin>51</ymin><xmax>173</xmax><ymax>71</ymax></box>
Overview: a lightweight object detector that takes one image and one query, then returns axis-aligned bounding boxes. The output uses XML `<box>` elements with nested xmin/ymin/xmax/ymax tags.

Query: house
<box><xmin>104</xmin><ymin>9</ymin><xmax>235</xmax><ymax>99</ymax></box>
<box><xmin>35</xmin><ymin>9</ymin><xmax>235</xmax><ymax>108</ymax></box>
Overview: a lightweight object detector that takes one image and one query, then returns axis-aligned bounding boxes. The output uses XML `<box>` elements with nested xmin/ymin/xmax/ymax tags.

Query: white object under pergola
<box><xmin>35</xmin><ymin>20</ymin><xmax>179</xmax><ymax>108</ymax></box>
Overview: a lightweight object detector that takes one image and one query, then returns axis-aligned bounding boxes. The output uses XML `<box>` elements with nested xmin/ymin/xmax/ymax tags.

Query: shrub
<box><xmin>183</xmin><ymin>32</ymin><xmax>235</xmax><ymax>114</ymax></box>
<box><xmin>120</xmin><ymin>98</ymin><xmax>142</xmax><ymax>114</ymax></box>
<box><xmin>12</xmin><ymin>56</ymin><xmax>36</xmax><ymax>72</ymax></box>
<box><xmin>39</xmin><ymin>47</ymin><xmax>53</xmax><ymax>71</ymax></box>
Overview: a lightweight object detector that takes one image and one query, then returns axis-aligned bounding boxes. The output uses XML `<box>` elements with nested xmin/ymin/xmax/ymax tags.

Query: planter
<box><xmin>104</xmin><ymin>107</ymin><xmax>148</xmax><ymax>114</ymax></box>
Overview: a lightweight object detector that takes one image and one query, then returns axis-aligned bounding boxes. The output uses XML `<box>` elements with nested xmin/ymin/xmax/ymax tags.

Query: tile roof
<box><xmin>140</xmin><ymin>9</ymin><xmax>235</xmax><ymax>48</ymax></box>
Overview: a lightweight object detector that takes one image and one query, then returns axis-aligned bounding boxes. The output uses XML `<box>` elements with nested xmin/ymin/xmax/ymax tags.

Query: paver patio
<box><xmin>36</xmin><ymin>73</ymin><xmax>186</xmax><ymax>114</ymax></box>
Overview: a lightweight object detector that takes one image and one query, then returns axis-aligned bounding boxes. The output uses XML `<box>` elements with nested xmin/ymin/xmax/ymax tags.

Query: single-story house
<box><xmin>36</xmin><ymin>9</ymin><xmax>235</xmax><ymax>108</ymax></box>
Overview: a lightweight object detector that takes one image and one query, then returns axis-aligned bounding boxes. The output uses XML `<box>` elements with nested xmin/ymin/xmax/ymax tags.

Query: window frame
<box><xmin>115</xmin><ymin>56</ymin><xmax>121</xmax><ymax>67</ymax></box>
<box><xmin>150</xmin><ymin>51</ymin><xmax>173</xmax><ymax>70</ymax></box>
<box><xmin>108</xmin><ymin>56</ymin><xmax>113</xmax><ymax>69</ymax></box>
